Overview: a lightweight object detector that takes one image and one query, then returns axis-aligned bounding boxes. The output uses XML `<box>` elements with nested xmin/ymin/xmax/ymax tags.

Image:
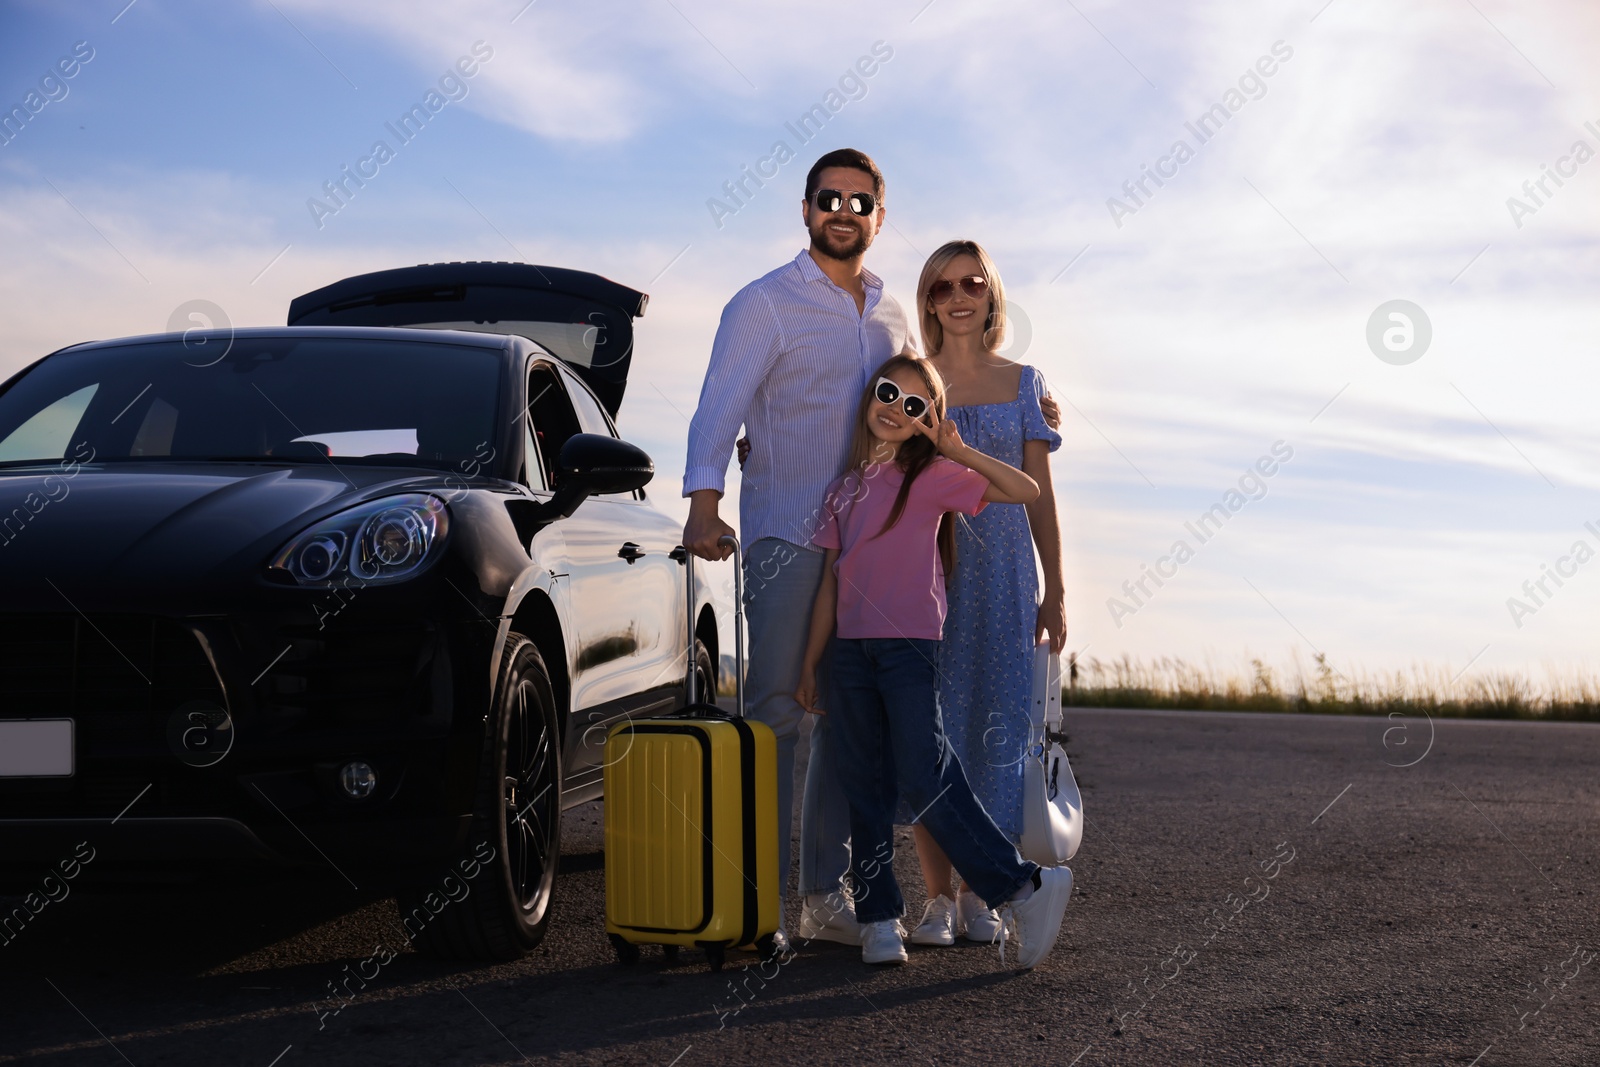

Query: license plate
<box><xmin>0</xmin><ymin>719</ymin><xmax>74</xmax><ymax>777</ymax></box>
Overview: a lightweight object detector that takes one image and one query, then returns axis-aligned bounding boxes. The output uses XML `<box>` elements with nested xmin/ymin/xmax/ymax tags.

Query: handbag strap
<box><xmin>1032</xmin><ymin>645</ymin><xmax>1065</xmax><ymax>739</ymax></box>
<box><xmin>1039</xmin><ymin>646</ymin><xmax>1068</xmax><ymax>743</ymax></box>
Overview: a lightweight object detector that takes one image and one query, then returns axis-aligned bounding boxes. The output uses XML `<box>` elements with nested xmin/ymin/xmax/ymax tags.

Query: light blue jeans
<box><xmin>742</xmin><ymin>538</ymin><xmax>853</xmax><ymax>916</ymax></box>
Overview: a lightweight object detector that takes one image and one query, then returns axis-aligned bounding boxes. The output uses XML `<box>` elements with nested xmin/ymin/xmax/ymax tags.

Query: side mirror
<box><xmin>559</xmin><ymin>433</ymin><xmax>654</xmax><ymax>497</ymax></box>
<box><xmin>528</xmin><ymin>433</ymin><xmax>654</xmax><ymax>523</ymax></box>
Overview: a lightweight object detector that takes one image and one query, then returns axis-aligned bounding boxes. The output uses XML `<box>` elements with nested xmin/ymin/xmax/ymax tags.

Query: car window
<box><xmin>130</xmin><ymin>396</ymin><xmax>179</xmax><ymax>456</ymax></box>
<box><xmin>290</xmin><ymin>428</ymin><xmax>418</xmax><ymax>456</ymax></box>
<box><xmin>0</xmin><ymin>383</ymin><xmax>96</xmax><ymax>461</ymax></box>
<box><xmin>562</xmin><ymin>369</ymin><xmax>617</xmax><ymax>439</ymax></box>
<box><xmin>526</xmin><ymin>362</ymin><xmax>636</xmax><ymax>498</ymax></box>
<box><xmin>526</xmin><ymin>364</ymin><xmax>579</xmax><ymax>489</ymax></box>
<box><xmin>0</xmin><ymin>338</ymin><xmax>502</xmax><ymax>470</ymax></box>
<box><xmin>557</xmin><ymin>365</ymin><xmax>639</xmax><ymax>497</ymax></box>
<box><xmin>522</xmin><ymin>413</ymin><xmax>546</xmax><ymax>491</ymax></box>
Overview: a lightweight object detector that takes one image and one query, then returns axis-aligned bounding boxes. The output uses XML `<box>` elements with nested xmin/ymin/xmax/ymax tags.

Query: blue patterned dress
<box><xmin>933</xmin><ymin>364</ymin><xmax>1060</xmax><ymax>842</ymax></box>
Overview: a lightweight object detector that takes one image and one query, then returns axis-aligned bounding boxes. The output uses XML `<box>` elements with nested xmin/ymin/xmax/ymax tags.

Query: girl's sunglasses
<box><xmin>873</xmin><ymin>376</ymin><xmax>932</xmax><ymax>421</ymax></box>
<box><xmin>812</xmin><ymin>189</ymin><xmax>877</xmax><ymax>216</ymax></box>
<box><xmin>928</xmin><ymin>275</ymin><xmax>989</xmax><ymax>305</ymax></box>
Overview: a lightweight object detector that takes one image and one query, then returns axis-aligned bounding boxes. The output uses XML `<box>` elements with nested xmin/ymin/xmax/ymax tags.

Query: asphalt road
<box><xmin>2</xmin><ymin>708</ymin><xmax>1596</xmax><ymax>1067</ymax></box>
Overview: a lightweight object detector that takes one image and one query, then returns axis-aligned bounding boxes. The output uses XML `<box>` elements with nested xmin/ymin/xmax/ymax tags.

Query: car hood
<box><xmin>0</xmin><ymin>462</ymin><xmax>459</xmax><ymax>597</ymax></box>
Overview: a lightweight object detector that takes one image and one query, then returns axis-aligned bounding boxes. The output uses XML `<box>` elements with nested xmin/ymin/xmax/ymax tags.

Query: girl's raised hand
<box><xmin>912</xmin><ymin>414</ymin><xmax>969</xmax><ymax>459</ymax></box>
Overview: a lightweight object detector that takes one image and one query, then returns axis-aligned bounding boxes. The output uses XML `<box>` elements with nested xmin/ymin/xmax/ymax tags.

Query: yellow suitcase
<box><xmin>603</xmin><ymin>537</ymin><xmax>779</xmax><ymax>971</ymax></box>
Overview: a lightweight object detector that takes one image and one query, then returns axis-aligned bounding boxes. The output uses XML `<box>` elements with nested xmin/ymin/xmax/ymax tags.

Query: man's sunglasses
<box><xmin>812</xmin><ymin>189</ymin><xmax>878</xmax><ymax>216</ymax></box>
<box><xmin>873</xmin><ymin>376</ymin><xmax>932</xmax><ymax>421</ymax></box>
<box><xmin>928</xmin><ymin>275</ymin><xmax>989</xmax><ymax>305</ymax></box>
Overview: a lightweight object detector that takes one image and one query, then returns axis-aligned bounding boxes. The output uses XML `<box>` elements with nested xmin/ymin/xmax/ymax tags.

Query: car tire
<box><xmin>406</xmin><ymin>633</ymin><xmax>561</xmax><ymax>960</ymax></box>
<box><xmin>692</xmin><ymin>638</ymin><xmax>716</xmax><ymax>707</ymax></box>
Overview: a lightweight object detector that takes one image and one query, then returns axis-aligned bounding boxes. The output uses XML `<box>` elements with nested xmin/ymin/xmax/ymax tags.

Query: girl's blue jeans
<box><xmin>825</xmin><ymin>636</ymin><xmax>1037</xmax><ymax>923</ymax></box>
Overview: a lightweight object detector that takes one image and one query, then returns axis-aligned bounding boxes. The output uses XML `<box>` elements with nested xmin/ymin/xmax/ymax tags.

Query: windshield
<box><xmin>0</xmin><ymin>336</ymin><xmax>503</xmax><ymax>469</ymax></box>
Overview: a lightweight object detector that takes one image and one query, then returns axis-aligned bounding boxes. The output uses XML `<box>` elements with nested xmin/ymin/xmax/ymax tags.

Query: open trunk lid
<box><xmin>287</xmin><ymin>261</ymin><xmax>647</xmax><ymax>416</ymax></box>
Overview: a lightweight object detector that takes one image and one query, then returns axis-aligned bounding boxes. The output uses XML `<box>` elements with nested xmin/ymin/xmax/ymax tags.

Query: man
<box><xmin>682</xmin><ymin>148</ymin><xmax>900</xmax><ymax>947</ymax></box>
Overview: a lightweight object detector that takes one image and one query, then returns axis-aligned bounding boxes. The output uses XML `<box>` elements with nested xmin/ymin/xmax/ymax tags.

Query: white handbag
<box><xmin>1018</xmin><ymin>643</ymin><xmax>1083</xmax><ymax>866</ymax></box>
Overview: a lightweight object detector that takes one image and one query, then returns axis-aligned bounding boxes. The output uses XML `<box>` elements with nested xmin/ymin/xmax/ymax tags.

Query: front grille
<box><xmin>0</xmin><ymin>614</ymin><xmax>228</xmax><ymax>818</ymax></box>
<box><xmin>0</xmin><ymin>614</ymin><xmax>225</xmax><ymax>745</ymax></box>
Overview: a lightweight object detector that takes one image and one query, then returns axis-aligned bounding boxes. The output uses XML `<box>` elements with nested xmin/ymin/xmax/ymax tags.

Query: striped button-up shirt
<box><xmin>683</xmin><ymin>249</ymin><xmax>913</xmax><ymax>550</ymax></box>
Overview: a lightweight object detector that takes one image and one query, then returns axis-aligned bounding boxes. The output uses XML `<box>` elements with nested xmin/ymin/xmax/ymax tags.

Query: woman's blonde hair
<box><xmin>839</xmin><ymin>353</ymin><xmax>957</xmax><ymax>575</ymax></box>
<box><xmin>915</xmin><ymin>239</ymin><xmax>1008</xmax><ymax>356</ymax></box>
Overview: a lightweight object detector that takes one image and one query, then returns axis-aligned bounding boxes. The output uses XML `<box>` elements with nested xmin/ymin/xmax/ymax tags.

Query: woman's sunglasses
<box><xmin>873</xmin><ymin>376</ymin><xmax>932</xmax><ymax>421</ymax></box>
<box><xmin>812</xmin><ymin>189</ymin><xmax>877</xmax><ymax>216</ymax></box>
<box><xmin>928</xmin><ymin>275</ymin><xmax>989</xmax><ymax>305</ymax></box>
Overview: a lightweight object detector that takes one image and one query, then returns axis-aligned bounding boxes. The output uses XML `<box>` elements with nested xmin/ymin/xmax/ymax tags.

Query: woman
<box><xmin>905</xmin><ymin>239</ymin><xmax>1066</xmax><ymax>946</ymax></box>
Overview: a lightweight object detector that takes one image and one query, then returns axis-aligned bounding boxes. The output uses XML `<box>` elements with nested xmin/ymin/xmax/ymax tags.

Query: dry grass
<box><xmin>1062</xmin><ymin>651</ymin><xmax>1600</xmax><ymax>722</ymax></box>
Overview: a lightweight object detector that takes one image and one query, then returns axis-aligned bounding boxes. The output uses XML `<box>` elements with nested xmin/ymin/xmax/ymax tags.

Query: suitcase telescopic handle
<box><xmin>719</xmin><ymin>534</ymin><xmax>744</xmax><ymax>720</ymax></box>
<box><xmin>672</xmin><ymin>535</ymin><xmax>744</xmax><ymax>719</ymax></box>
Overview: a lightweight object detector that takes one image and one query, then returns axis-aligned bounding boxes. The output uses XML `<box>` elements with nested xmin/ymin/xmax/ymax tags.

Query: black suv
<box><xmin>0</xmin><ymin>264</ymin><xmax>719</xmax><ymax>960</ymax></box>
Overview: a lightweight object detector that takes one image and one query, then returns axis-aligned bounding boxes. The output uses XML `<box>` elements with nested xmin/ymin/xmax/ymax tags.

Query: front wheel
<box><xmin>692</xmin><ymin>638</ymin><xmax>716</xmax><ymax>707</ymax></box>
<box><xmin>406</xmin><ymin>634</ymin><xmax>561</xmax><ymax>960</ymax></box>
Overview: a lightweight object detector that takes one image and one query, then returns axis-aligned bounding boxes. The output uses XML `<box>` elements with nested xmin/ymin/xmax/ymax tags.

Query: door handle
<box><xmin>617</xmin><ymin>542</ymin><xmax>646</xmax><ymax>564</ymax></box>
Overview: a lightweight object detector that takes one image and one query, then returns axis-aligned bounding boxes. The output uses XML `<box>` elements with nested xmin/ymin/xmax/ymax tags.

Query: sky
<box><xmin>1</xmin><ymin>0</ymin><xmax>1596</xmax><ymax>684</ymax></box>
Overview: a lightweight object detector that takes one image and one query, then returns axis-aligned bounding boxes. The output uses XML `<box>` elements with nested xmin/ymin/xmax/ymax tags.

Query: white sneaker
<box><xmin>909</xmin><ymin>894</ymin><xmax>956</xmax><ymax>946</ymax></box>
<box><xmin>796</xmin><ymin>891</ymin><xmax>863</xmax><ymax>946</ymax></box>
<box><xmin>1002</xmin><ymin>867</ymin><xmax>1072</xmax><ymax>971</ymax></box>
<box><xmin>860</xmin><ymin>919</ymin><xmax>908</xmax><ymax>965</ymax></box>
<box><xmin>956</xmin><ymin>889</ymin><xmax>1002</xmax><ymax>943</ymax></box>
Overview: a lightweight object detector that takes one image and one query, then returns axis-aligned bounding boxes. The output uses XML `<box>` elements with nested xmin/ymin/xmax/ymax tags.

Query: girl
<box><xmin>907</xmin><ymin>240</ymin><xmax>1066</xmax><ymax>947</ymax></box>
<box><xmin>793</xmin><ymin>354</ymin><xmax>1072</xmax><ymax>968</ymax></box>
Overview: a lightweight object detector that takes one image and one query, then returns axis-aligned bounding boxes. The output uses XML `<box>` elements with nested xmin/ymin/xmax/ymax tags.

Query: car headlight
<box><xmin>269</xmin><ymin>494</ymin><xmax>450</xmax><ymax>586</ymax></box>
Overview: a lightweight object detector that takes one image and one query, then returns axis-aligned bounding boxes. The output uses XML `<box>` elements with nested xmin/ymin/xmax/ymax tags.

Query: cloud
<box><xmin>265</xmin><ymin>0</ymin><xmax>654</xmax><ymax>142</ymax></box>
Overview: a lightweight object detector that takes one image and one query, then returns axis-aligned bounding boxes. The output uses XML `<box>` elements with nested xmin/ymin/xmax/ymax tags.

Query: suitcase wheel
<box><xmin>661</xmin><ymin>944</ymin><xmax>680</xmax><ymax>964</ymax></box>
<box><xmin>755</xmin><ymin>933</ymin><xmax>778</xmax><ymax>963</ymax></box>
<box><xmin>702</xmin><ymin>942</ymin><xmax>726</xmax><ymax>973</ymax></box>
<box><xmin>608</xmin><ymin>933</ymin><xmax>641</xmax><ymax>966</ymax></box>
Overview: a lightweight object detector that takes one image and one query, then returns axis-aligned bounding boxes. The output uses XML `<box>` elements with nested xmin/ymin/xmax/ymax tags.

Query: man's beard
<box><xmin>809</xmin><ymin>216</ymin><xmax>870</xmax><ymax>261</ymax></box>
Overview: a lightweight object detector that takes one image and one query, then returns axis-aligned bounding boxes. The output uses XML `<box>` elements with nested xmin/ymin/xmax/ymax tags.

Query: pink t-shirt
<box><xmin>812</xmin><ymin>458</ymin><xmax>989</xmax><ymax>640</ymax></box>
